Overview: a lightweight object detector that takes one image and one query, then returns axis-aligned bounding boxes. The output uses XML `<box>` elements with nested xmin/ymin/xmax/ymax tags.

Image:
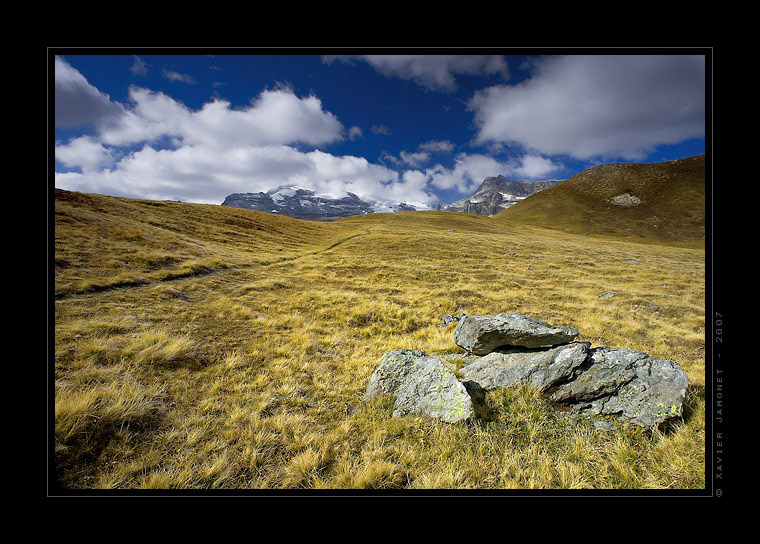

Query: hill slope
<box><xmin>52</xmin><ymin>189</ymin><xmax>706</xmax><ymax>490</ymax></box>
<box><xmin>53</xmin><ymin>188</ymin><xmax>355</xmax><ymax>296</ymax></box>
<box><xmin>495</xmin><ymin>155</ymin><xmax>705</xmax><ymax>248</ymax></box>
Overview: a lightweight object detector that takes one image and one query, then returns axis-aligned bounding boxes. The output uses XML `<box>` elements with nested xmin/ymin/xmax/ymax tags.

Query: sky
<box><xmin>52</xmin><ymin>50</ymin><xmax>707</xmax><ymax>209</ymax></box>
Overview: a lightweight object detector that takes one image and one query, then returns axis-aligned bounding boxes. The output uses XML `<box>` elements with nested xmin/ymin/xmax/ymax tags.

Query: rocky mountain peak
<box><xmin>437</xmin><ymin>176</ymin><xmax>566</xmax><ymax>216</ymax></box>
<box><xmin>222</xmin><ymin>185</ymin><xmax>375</xmax><ymax>220</ymax></box>
<box><xmin>222</xmin><ymin>175</ymin><xmax>566</xmax><ymax>220</ymax></box>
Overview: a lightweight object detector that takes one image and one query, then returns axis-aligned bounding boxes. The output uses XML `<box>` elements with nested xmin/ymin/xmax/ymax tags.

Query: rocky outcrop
<box><xmin>608</xmin><ymin>192</ymin><xmax>642</xmax><ymax>207</ymax></box>
<box><xmin>364</xmin><ymin>313</ymin><xmax>689</xmax><ymax>430</ymax></box>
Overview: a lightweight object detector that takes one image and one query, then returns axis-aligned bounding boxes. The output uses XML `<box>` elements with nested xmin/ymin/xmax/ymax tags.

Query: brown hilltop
<box><xmin>494</xmin><ymin>155</ymin><xmax>706</xmax><ymax>248</ymax></box>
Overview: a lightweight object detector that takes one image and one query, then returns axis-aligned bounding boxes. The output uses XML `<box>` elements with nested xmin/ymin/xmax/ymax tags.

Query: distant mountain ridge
<box><xmin>221</xmin><ymin>185</ymin><xmax>376</xmax><ymax>220</ymax></box>
<box><xmin>221</xmin><ymin>176</ymin><xmax>565</xmax><ymax>220</ymax></box>
<box><xmin>221</xmin><ymin>155</ymin><xmax>701</xmax><ymax>225</ymax></box>
<box><xmin>436</xmin><ymin>176</ymin><xmax>565</xmax><ymax>216</ymax></box>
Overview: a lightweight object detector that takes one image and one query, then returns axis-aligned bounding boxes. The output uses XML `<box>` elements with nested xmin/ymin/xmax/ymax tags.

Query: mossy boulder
<box><xmin>550</xmin><ymin>347</ymin><xmax>689</xmax><ymax>429</ymax></box>
<box><xmin>364</xmin><ymin>349</ymin><xmax>477</xmax><ymax>423</ymax></box>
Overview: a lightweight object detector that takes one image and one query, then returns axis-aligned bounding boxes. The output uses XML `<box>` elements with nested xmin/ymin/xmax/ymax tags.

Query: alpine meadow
<box><xmin>52</xmin><ymin>155</ymin><xmax>708</xmax><ymax>491</ymax></box>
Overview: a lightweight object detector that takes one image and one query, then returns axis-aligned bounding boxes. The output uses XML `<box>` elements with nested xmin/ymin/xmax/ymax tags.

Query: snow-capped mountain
<box><xmin>436</xmin><ymin>176</ymin><xmax>565</xmax><ymax>216</ymax></box>
<box><xmin>221</xmin><ymin>176</ymin><xmax>565</xmax><ymax>220</ymax></box>
<box><xmin>221</xmin><ymin>185</ymin><xmax>427</xmax><ymax>220</ymax></box>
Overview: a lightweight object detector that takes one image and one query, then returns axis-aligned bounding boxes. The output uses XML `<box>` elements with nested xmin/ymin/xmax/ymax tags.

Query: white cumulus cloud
<box><xmin>412</xmin><ymin>152</ymin><xmax>564</xmax><ymax>196</ymax></box>
<box><xmin>418</xmin><ymin>140</ymin><xmax>454</xmax><ymax>153</ymax></box>
<box><xmin>398</xmin><ymin>151</ymin><xmax>430</xmax><ymax>168</ymax></box>
<box><xmin>426</xmin><ymin>153</ymin><xmax>512</xmax><ymax>193</ymax></box>
<box><xmin>468</xmin><ymin>55</ymin><xmax>705</xmax><ymax>160</ymax></box>
<box><xmin>95</xmin><ymin>84</ymin><xmax>346</xmax><ymax>150</ymax></box>
<box><xmin>323</xmin><ymin>54</ymin><xmax>509</xmax><ymax>91</ymax></box>
<box><xmin>130</xmin><ymin>55</ymin><xmax>149</xmax><ymax>77</ymax></box>
<box><xmin>162</xmin><ymin>69</ymin><xmax>197</xmax><ymax>85</ymax></box>
<box><xmin>511</xmin><ymin>154</ymin><xmax>562</xmax><ymax>179</ymax></box>
<box><xmin>55</xmin><ymin>136</ymin><xmax>117</xmax><ymax>172</ymax></box>
<box><xmin>54</xmin><ymin>144</ymin><xmax>422</xmax><ymax>206</ymax></box>
<box><xmin>347</xmin><ymin>126</ymin><xmax>363</xmax><ymax>141</ymax></box>
<box><xmin>54</xmin><ymin>55</ymin><xmax>126</xmax><ymax>128</ymax></box>
<box><xmin>53</xmin><ymin>60</ymin><xmax>403</xmax><ymax>205</ymax></box>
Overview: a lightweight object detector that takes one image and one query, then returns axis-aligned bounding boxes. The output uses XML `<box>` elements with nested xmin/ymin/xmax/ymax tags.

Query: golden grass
<box><xmin>496</xmin><ymin>155</ymin><xmax>705</xmax><ymax>248</ymax></box>
<box><xmin>52</xmin><ymin>191</ymin><xmax>706</xmax><ymax>490</ymax></box>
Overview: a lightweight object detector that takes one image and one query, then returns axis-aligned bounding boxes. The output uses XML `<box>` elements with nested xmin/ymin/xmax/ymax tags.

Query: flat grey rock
<box><xmin>458</xmin><ymin>342</ymin><xmax>590</xmax><ymax>392</ymax></box>
<box><xmin>454</xmin><ymin>313</ymin><xmax>579</xmax><ymax>354</ymax></box>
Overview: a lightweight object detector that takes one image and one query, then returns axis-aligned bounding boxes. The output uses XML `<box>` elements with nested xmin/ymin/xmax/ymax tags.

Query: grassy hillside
<box><xmin>54</xmin><ymin>189</ymin><xmax>355</xmax><ymax>297</ymax></box>
<box><xmin>495</xmin><ymin>155</ymin><xmax>705</xmax><ymax>248</ymax></box>
<box><xmin>52</xmin><ymin>189</ymin><xmax>706</xmax><ymax>490</ymax></box>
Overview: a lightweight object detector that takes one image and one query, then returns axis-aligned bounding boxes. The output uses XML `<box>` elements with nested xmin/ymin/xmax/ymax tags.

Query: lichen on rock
<box><xmin>364</xmin><ymin>313</ymin><xmax>689</xmax><ymax>430</ymax></box>
<box><xmin>364</xmin><ymin>349</ymin><xmax>478</xmax><ymax>423</ymax></box>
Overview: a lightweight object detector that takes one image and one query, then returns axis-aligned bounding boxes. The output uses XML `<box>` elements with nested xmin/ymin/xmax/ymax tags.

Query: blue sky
<box><xmin>53</xmin><ymin>50</ymin><xmax>707</xmax><ymax>209</ymax></box>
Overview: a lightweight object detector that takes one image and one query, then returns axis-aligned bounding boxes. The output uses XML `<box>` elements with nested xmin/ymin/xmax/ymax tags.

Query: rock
<box><xmin>597</xmin><ymin>290</ymin><xmax>617</xmax><ymax>298</ymax></box>
<box><xmin>551</xmin><ymin>347</ymin><xmax>642</xmax><ymax>403</ymax></box>
<box><xmin>550</xmin><ymin>347</ymin><xmax>689</xmax><ymax>429</ymax></box>
<box><xmin>592</xmin><ymin>419</ymin><xmax>615</xmax><ymax>432</ymax></box>
<box><xmin>458</xmin><ymin>342</ymin><xmax>590</xmax><ymax>392</ymax></box>
<box><xmin>364</xmin><ymin>349</ymin><xmax>477</xmax><ymax>423</ymax></box>
<box><xmin>608</xmin><ymin>193</ymin><xmax>641</xmax><ymax>207</ymax></box>
<box><xmin>364</xmin><ymin>314</ymin><xmax>689</xmax><ymax>430</ymax></box>
<box><xmin>454</xmin><ymin>313</ymin><xmax>579</xmax><ymax>354</ymax></box>
<box><xmin>440</xmin><ymin>313</ymin><xmax>467</xmax><ymax>329</ymax></box>
<box><xmin>166</xmin><ymin>287</ymin><xmax>190</xmax><ymax>301</ymax></box>
<box><xmin>461</xmin><ymin>380</ymin><xmax>492</xmax><ymax>420</ymax></box>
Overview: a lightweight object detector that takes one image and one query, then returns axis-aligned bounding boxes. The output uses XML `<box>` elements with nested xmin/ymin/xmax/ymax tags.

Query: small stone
<box><xmin>440</xmin><ymin>313</ymin><xmax>467</xmax><ymax>329</ymax></box>
<box><xmin>166</xmin><ymin>287</ymin><xmax>190</xmax><ymax>301</ymax></box>
<box><xmin>592</xmin><ymin>419</ymin><xmax>615</xmax><ymax>432</ymax></box>
<box><xmin>598</xmin><ymin>290</ymin><xmax>618</xmax><ymax>298</ymax></box>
